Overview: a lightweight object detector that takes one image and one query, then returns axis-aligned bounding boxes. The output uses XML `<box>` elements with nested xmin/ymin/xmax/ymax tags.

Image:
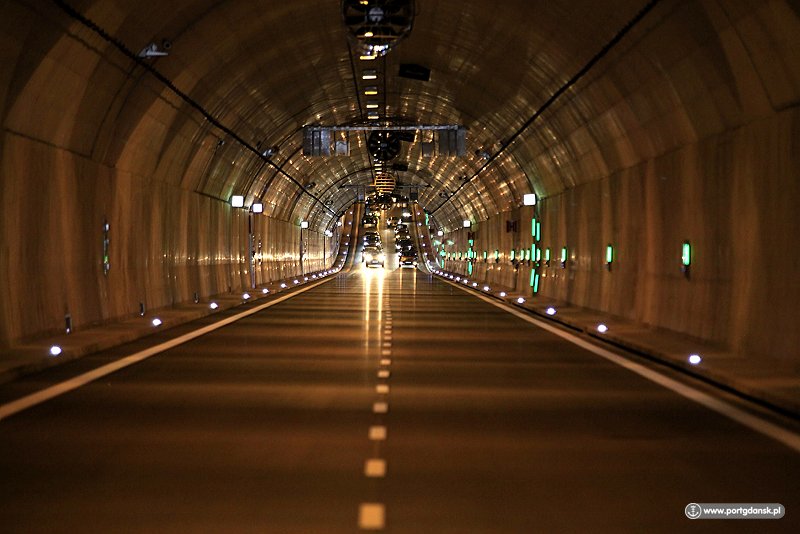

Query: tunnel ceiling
<box><xmin>19</xmin><ymin>0</ymin><xmax>698</xmax><ymax>230</ymax></box>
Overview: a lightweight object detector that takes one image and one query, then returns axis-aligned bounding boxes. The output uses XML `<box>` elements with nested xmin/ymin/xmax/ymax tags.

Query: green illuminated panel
<box><xmin>495</xmin><ymin>250</ymin><xmax>500</xmax><ymax>260</ymax></box>
<box><xmin>524</xmin><ymin>248</ymin><xmax>531</xmax><ymax>261</ymax></box>
<box><xmin>606</xmin><ymin>244</ymin><xmax>614</xmax><ymax>263</ymax></box>
<box><xmin>536</xmin><ymin>222</ymin><xmax>541</xmax><ymax>242</ymax></box>
<box><xmin>510</xmin><ymin>250</ymin><xmax>516</xmax><ymax>261</ymax></box>
<box><xmin>468</xmin><ymin>262</ymin><xmax>473</xmax><ymax>275</ymax></box>
<box><xmin>536</xmin><ymin>247</ymin><xmax>541</xmax><ymax>261</ymax></box>
<box><xmin>531</xmin><ymin>218</ymin><xmax>537</xmax><ymax>237</ymax></box>
<box><xmin>533</xmin><ymin>273</ymin><xmax>540</xmax><ymax>293</ymax></box>
<box><xmin>682</xmin><ymin>242</ymin><xmax>691</xmax><ymax>266</ymax></box>
<box><xmin>561</xmin><ymin>247</ymin><xmax>568</xmax><ymax>262</ymax></box>
<box><xmin>468</xmin><ymin>239</ymin><xmax>474</xmax><ymax>246</ymax></box>
<box><xmin>483</xmin><ymin>251</ymin><xmax>488</xmax><ymax>260</ymax></box>
<box><xmin>545</xmin><ymin>248</ymin><xmax>551</xmax><ymax>261</ymax></box>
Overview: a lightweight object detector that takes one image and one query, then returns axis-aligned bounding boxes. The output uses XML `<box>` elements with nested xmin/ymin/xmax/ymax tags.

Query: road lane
<box><xmin>0</xmin><ymin>267</ymin><xmax>798</xmax><ymax>533</ymax></box>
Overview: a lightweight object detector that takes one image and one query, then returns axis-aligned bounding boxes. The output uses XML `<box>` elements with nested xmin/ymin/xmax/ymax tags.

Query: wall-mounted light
<box><xmin>688</xmin><ymin>354</ymin><xmax>702</xmax><ymax>365</ymax></box>
<box><xmin>500</xmin><ymin>292</ymin><xmax>507</xmax><ymax>297</ymax></box>
<box><xmin>151</xmin><ymin>318</ymin><xmax>162</xmax><ymax>327</ymax></box>
<box><xmin>545</xmin><ymin>307</ymin><xmax>557</xmax><ymax>316</ymax></box>
<box><xmin>523</xmin><ymin>193</ymin><xmax>537</xmax><ymax>206</ymax></box>
<box><xmin>242</xmin><ymin>293</ymin><xmax>251</xmax><ymax>300</ymax></box>
<box><xmin>483</xmin><ymin>286</ymin><xmax>490</xmax><ymax>291</ymax></box>
<box><xmin>231</xmin><ymin>195</ymin><xmax>244</xmax><ymax>208</ymax></box>
<box><xmin>437</xmin><ymin>230</ymin><xmax>444</xmax><ymax>236</ymax></box>
<box><xmin>516</xmin><ymin>297</ymin><xmax>526</xmax><ymax>304</ymax></box>
<box><xmin>596</xmin><ymin>324</ymin><xmax>608</xmax><ymax>333</ymax></box>
<box><xmin>325</xmin><ymin>230</ymin><xmax>333</xmax><ymax>237</ymax></box>
<box><xmin>209</xmin><ymin>302</ymin><xmax>219</xmax><ymax>310</ymax></box>
<box><xmin>545</xmin><ymin>248</ymin><xmax>551</xmax><ymax>267</ymax></box>
<box><xmin>262</xmin><ymin>288</ymin><xmax>269</xmax><ymax>294</ymax></box>
<box><xmin>362</xmin><ymin>70</ymin><xmax>377</xmax><ymax>80</ymax></box>
<box><xmin>300</xmin><ymin>221</ymin><xmax>309</xmax><ymax>229</ymax></box>
<box><xmin>463</xmin><ymin>220</ymin><xmax>471</xmax><ymax>228</ymax></box>
<box><xmin>561</xmin><ymin>247</ymin><xmax>568</xmax><ymax>268</ymax></box>
<box><xmin>682</xmin><ymin>240</ymin><xmax>691</xmax><ymax>277</ymax></box>
<box><xmin>49</xmin><ymin>345</ymin><xmax>63</xmax><ymax>356</ymax></box>
<box><xmin>606</xmin><ymin>244</ymin><xmax>614</xmax><ymax>271</ymax></box>
<box><xmin>252</xmin><ymin>203</ymin><xmax>264</xmax><ymax>213</ymax></box>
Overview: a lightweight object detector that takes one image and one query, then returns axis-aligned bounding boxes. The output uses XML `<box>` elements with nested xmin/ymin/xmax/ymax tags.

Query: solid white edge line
<box><xmin>0</xmin><ymin>278</ymin><xmax>332</xmax><ymax>421</ymax></box>
<box><xmin>443</xmin><ymin>279</ymin><xmax>800</xmax><ymax>454</ymax></box>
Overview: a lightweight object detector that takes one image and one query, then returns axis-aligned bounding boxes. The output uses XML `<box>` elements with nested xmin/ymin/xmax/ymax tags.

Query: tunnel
<box><xmin>1</xmin><ymin>0</ymin><xmax>799</xmax><ymax>531</ymax></box>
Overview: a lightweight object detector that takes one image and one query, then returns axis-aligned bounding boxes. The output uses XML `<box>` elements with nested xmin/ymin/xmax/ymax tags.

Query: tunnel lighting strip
<box><xmin>49</xmin><ymin>0</ymin><xmax>335</xmax><ymax>217</ymax></box>
<box><xmin>438</xmin><ymin>277</ymin><xmax>800</xmax><ymax>453</ymax></box>
<box><xmin>430</xmin><ymin>0</ymin><xmax>663</xmax><ymax>216</ymax></box>
<box><xmin>0</xmin><ymin>277</ymin><xmax>333</xmax><ymax>422</ymax></box>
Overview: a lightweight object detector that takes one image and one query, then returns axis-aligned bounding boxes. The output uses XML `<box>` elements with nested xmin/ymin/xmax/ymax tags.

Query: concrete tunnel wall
<box><xmin>0</xmin><ymin>0</ymin><xmax>799</xmax><ymax>373</ymax></box>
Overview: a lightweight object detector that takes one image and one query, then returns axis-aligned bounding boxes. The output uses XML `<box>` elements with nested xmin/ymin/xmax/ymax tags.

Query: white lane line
<box><xmin>0</xmin><ymin>279</ymin><xmax>331</xmax><ymax>422</ymax></box>
<box><xmin>449</xmin><ymin>281</ymin><xmax>800</xmax><ymax>454</ymax></box>
<box><xmin>377</xmin><ymin>370</ymin><xmax>390</xmax><ymax>379</ymax></box>
<box><xmin>383</xmin><ymin>335</ymin><xmax>393</xmax><ymax>342</ymax></box>
<box><xmin>376</xmin><ymin>384</ymin><xmax>389</xmax><ymax>394</ymax></box>
<box><xmin>369</xmin><ymin>425</ymin><xmax>387</xmax><ymax>440</ymax></box>
<box><xmin>364</xmin><ymin>459</ymin><xmax>387</xmax><ymax>478</ymax></box>
<box><xmin>380</xmin><ymin>359</ymin><xmax>392</xmax><ymax>366</ymax></box>
<box><xmin>381</xmin><ymin>349</ymin><xmax>392</xmax><ymax>356</ymax></box>
<box><xmin>373</xmin><ymin>402</ymin><xmax>389</xmax><ymax>414</ymax></box>
<box><xmin>382</xmin><ymin>342</ymin><xmax>392</xmax><ymax>348</ymax></box>
<box><xmin>359</xmin><ymin>503</ymin><xmax>385</xmax><ymax>530</ymax></box>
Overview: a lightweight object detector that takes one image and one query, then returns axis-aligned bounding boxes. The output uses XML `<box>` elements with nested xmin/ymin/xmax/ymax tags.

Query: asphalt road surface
<box><xmin>1</xmin><ymin>268</ymin><xmax>798</xmax><ymax>533</ymax></box>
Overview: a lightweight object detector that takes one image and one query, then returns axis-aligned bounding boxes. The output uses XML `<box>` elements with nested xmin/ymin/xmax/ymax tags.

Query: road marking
<box><xmin>369</xmin><ymin>426</ymin><xmax>387</xmax><ymax>440</ymax></box>
<box><xmin>376</xmin><ymin>384</ymin><xmax>389</xmax><ymax>394</ymax></box>
<box><xmin>381</xmin><ymin>349</ymin><xmax>392</xmax><ymax>356</ymax></box>
<box><xmin>373</xmin><ymin>402</ymin><xmax>388</xmax><ymax>414</ymax></box>
<box><xmin>378</xmin><ymin>370</ymin><xmax>390</xmax><ymax>379</ymax></box>
<box><xmin>382</xmin><ymin>342</ymin><xmax>392</xmax><ymax>348</ymax></box>
<box><xmin>358</xmin><ymin>503</ymin><xmax>385</xmax><ymax>530</ymax></box>
<box><xmin>380</xmin><ymin>358</ymin><xmax>392</xmax><ymax>366</ymax></box>
<box><xmin>364</xmin><ymin>459</ymin><xmax>387</xmax><ymax>478</ymax></box>
<box><xmin>448</xmin><ymin>280</ymin><xmax>800</xmax><ymax>454</ymax></box>
<box><xmin>0</xmin><ymin>278</ymin><xmax>331</xmax><ymax>422</ymax></box>
<box><xmin>383</xmin><ymin>335</ymin><xmax>393</xmax><ymax>342</ymax></box>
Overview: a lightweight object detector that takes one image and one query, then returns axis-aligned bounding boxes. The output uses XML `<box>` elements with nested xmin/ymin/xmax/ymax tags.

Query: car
<box><xmin>363</xmin><ymin>231</ymin><xmax>380</xmax><ymax>245</ymax></box>
<box><xmin>394</xmin><ymin>223</ymin><xmax>408</xmax><ymax>234</ymax></box>
<box><xmin>362</xmin><ymin>246</ymin><xmax>385</xmax><ymax>268</ymax></box>
<box><xmin>386</xmin><ymin>216</ymin><xmax>400</xmax><ymax>228</ymax></box>
<box><xmin>362</xmin><ymin>214</ymin><xmax>378</xmax><ymax>228</ymax></box>
<box><xmin>396</xmin><ymin>237</ymin><xmax>413</xmax><ymax>252</ymax></box>
<box><xmin>399</xmin><ymin>251</ymin><xmax>418</xmax><ymax>268</ymax></box>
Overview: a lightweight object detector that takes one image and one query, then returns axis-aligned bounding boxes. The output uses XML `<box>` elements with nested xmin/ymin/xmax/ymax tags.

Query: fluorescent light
<box><xmin>516</xmin><ymin>297</ymin><xmax>526</xmax><ymax>304</ymax></box>
<box><xmin>49</xmin><ymin>345</ymin><xmax>62</xmax><ymax>356</ymax></box>
<box><xmin>209</xmin><ymin>302</ymin><xmax>219</xmax><ymax>310</ymax></box>
<box><xmin>437</xmin><ymin>230</ymin><xmax>444</xmax><ymax>236</ymax></box>
<box><xmin>242</xmin><ymin>293</ymin><xmax>251</xmax><ymax>300</ymax></box>
<box><xmin>688</xmin><ymin>354</ymin><xmax>702</xmax><ymax>365</ymax></box>
<box><xmin>252</xmin><ymin>202</ymin><xmax>263</xmax><ymax>213</ymax></box>
<box><xmin>362</xmin><ymin>70</ymin><xmax>377</xmax><ymax>80</ymax></box>
<box><xmin>300</xmin><ymin>221</ymin><xmax>309</xmax><ymax>229</ymax></box>
<box><xmin>280</xmin><ymin>283</ymin><xmax>287</xmax><ymax>288</ymax></box>
<box><xmin>597</xmin><ymin>324</ymin><xmax>608</xmax><ymax>333</ymax></box>
<box><xmin>230</xmin><ymin>195</ymin><xmax>244</xmax><ymax>208</ymax></box>
<box><xmin>151</xmin><ymin>318</ymin><xmax>162</xmax><ymax>327</ymax></box>
<box><xmin>500</xmin><ymin>292</ymin><xmax>507</xmax><ymax>297</ymax></box>
<box><xmin>262</xmin><ymin>288</ymin><xmax>269</xmax><ymax>294</ymax></box>
<box><xmin>545</xmin><ymin>307</ymin><xmax>557</xmax><ymax>316</ymax></box>
<box><xmin>463</xmin><ymin>220</ymin><xmax>471</xmax><ymax>228</ymax></box>
<box><xmin>523</xmin><ymin>193</ymin><xmax>537</xmax><ymax>206</ymax></box>
<box><xmin>366</xmin><ymin>102</ymin><xmax>379</xmax><ymax>109</ymax></box>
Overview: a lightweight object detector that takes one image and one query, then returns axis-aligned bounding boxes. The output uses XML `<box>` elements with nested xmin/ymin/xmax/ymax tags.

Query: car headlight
<box><xmin>364</xmin><ymin>253</ymin><xmax>373</xmax><ymax>261</ymax></box>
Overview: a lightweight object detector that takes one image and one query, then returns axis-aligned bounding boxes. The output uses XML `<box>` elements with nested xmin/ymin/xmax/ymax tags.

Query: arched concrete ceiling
<box><xmin>6</xmin><ymin>0</ymin><xmax>798</xmax><ymax>230</ymax></box>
